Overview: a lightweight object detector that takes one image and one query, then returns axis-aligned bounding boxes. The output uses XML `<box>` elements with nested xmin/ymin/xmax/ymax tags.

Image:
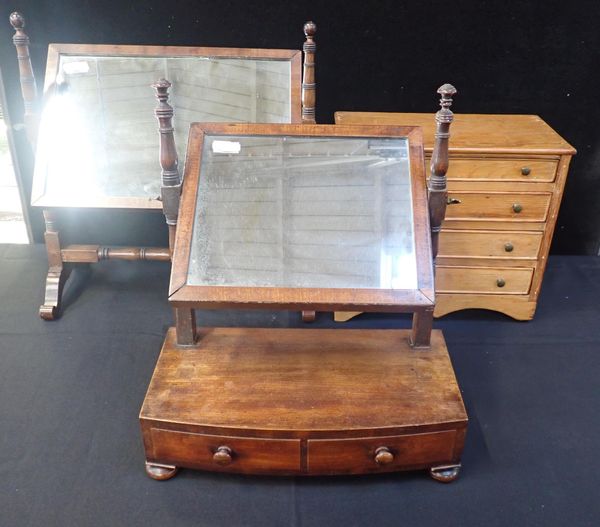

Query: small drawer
<box><xmin>149</xmin><ymin>428</ymin><xmax>301</xmax><ymax>474</ymax></box>
<box><xmin>307</xmin><ymin>431</ymin><xmax>457</xmax><ymax>475</ymax></box>
<box><xmin>436</xmin><ymin>266</ymin><xmax>534</xmax><ymax>294</ymax></box>
<box><xmin>444</xmin><ymin>192</ymin><xmax>551</xmax><ymax>221</ymax></box>
<box><xmin>427</xmin><ymin>158</ymin><xmax>558</xmax><ymax>182</ymax></box>
<box><xmin>439</xmin><ymin>230</ymin><xmax>543</xmax><ymax>259</ymax></box>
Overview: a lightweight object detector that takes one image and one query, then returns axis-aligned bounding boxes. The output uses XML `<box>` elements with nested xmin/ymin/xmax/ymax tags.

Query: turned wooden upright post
<box><xmin>300</xmin><ymin>21</ymin><xmax>318</xmax><ymax>322</ymax></box>
<box><xmin>9</xmin><ymin>12</ymin><xmax>38</xmax><ymax>145</ymax></box>
<box><xmin>428</xmin><ymin>84</ymin><xmax>457</xmax><ymax>261</ymax></box>
<box><xmin>411</xmin><ymin>83</ymin><xmax>456</xmax><ymax>348</ymax></box>
<box><xmin>152</xmin><ymin>79</ymin><xmax>181</xmax><ymax>255</ymax></box>
<box><xmin>301</xmin><ymin>21</ymin><xmax>316</xmax><ymax>124</ymax></box>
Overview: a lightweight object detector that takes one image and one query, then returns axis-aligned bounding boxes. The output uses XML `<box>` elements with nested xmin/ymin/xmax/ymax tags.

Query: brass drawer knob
<box><xmin>213</xmin><ymin>446</ymin><xmax>233</xmax><ymax>465</ymax></box>
<box><xmin>447</xmin><ymin>197</ymin><xmax>461</xmax><ymax>205</ymax></box>
<box><xmin>512</xmin><ymin>203</ymin><xmax>523</xmax><ymax>213</ymax></box>
<box><xmin>496</xmin><ymin>278</ymin><xmax>506</xmax><ymax>288</ymax></box>
<box><xmin>374</xmin><ymin>446</ymin><xmax>394</xmax><ymax>465</ymax></box>
<box><xmin>521</xmin><ymin>166</ymin><xmax>531</xmax><ymax>176</ymax></box>
<box><xmin>504</xmin><ymin>242</ymin><xmax>514</xmax><ymax>252</ymax></box>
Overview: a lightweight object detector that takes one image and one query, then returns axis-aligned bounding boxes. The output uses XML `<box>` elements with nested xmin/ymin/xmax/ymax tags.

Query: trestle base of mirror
<box><xmin>40</xmin><ymin>208</ymin><xmax>170</xmax><ymax>320</ymax></box>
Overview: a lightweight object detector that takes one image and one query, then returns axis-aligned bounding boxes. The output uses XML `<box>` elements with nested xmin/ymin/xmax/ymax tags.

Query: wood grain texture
<box><xmin>334</xmin><ymin>112</ymin><xmax>575</xmax><ymax>320</ymax></box>
<box><xmin>438</xmin><ymin>230</ymin><xmax>542</xmax><ymax>259</ymax></box>
<box><xmin>307</xmin><ymin>431</ymin><xmax>457</xmax><ymax>475</ymax></box>
<box><xmin>140</xmin><ymin>327</ymin><xmax>467</xmax><ymax>476</ymax></box>
<box><xmin>141</xmin><ymin>328</ymin><xmax>466</xmax><ymax>433</ymax></box>
<box><xmin>436</xmin><ymin>266</ymin><xmax>534</xmax><ymax>294</ymax></box>
<box><xmin>9</xmin><ymin>12</ymin><xmax>38</xmax><ymax>145</ymax></box>
<box><xmin>434</xmin><ymin>294</ymin><xmax>537</xmax><ymax>320</ymax></box>
<box><xmin>431</xmin><ymin>158</ymin><xmax>558</xmax><ymax>182</ymax></box>
<box><xmin>335</xmin><ymin>113</ymin><xmax>576</xmax><ymax>155</ymax></box>
<box><xmin>444</xmin><ymin>192</ymin><xmax>551</xmax><ymax>222</ymax></box>
<box><xmin>169</xmin><ymin>123</ymin><xmax>434</xmax><ymax>313</ymax></box>
<box><xmin>147</xmin><ymin>429</ymin><xmax>301</xmax><ymax>475</ymax></box>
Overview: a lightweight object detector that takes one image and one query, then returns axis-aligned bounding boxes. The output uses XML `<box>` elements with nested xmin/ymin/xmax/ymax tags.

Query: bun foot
<box><xmin>430</xmin><ymin>463</ymin><xmax>461</xmax><ymax>483</ymax></box>
<box><xmin>145</xmin><ymin>461</ymin><xmax>178</xmax><ymax>480</ymax></box>
<box><xmin>39</xmin><ymin>304</ymin><xmax>58</xmax><ymax>320</ymax></box>
<box><xmin>302</xmin><ymin>310</ymin><xmax>316</xmax><ymax>322</ymax></box>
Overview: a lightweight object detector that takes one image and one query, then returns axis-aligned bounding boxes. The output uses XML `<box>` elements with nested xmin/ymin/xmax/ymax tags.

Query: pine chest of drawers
<box><xmin>335</xmin><ymin>113</ymin><xmax>576</xmax><ymax>320</ymax></box>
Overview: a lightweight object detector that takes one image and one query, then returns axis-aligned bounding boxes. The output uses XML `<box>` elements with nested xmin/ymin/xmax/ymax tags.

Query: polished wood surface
<box><xmin>334</xmin><ymin>112</ymin><xmax>575</xmax><ymax>320</ymax></box>
<box><xmin>444</xmin><ymin>192</ymin><xmax>551</xmax><ymax>222</ymax></box>
<box><xmin>335</xmin><ymin>113</ymin><xmax>576</xmax><ymax>155</ymax></box>
<box><xmin>428</xmin><ymin>84</ymin><xmax>456</xmax><ymax>261</ymax></box>
<box><xmin>436</xmin><ymin>266</ymin><xmax>534</xmax><ymax>294</ymax></box>
<box><xmin>9</xmin><ymin>12</ymin><xmax>38</xmax><ymax>145</ymax></box>
<box><xmin>152</xmin><ymin>79</ymin><xmax>180</xmax><ymax>253</ymax></box>
<box><xmin>140</xmin><ymin>328</ymin><xmax>467</xmax><ymax>477</ymax></box>
<box><xmin>301</xmin><ymin>21</ymin><xmax>316</xmax><ymax>124</ymax></box>
<box><xmin>169</xmin><ymin>123</ymin><xmax>434</xmax><ymax>314</ymax></box>
<box><xmin>435</xmin><ymin>158</ymin><xmax>559</xmax><ymax>182</ymax></box>
<box><xmin>11</xmin><ymin>14</ymin><xmax>314</xmax><ymax>319</ymax></box>
<box><xmin>438</xmin><ymin>230</ymin><xmax>543</xmax><ymax>259</ymax></box>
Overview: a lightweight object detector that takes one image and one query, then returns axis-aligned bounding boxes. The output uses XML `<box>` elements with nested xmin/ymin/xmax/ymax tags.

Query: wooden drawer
<box><xmin>148</xmin><ymin>428</ymin><xmax>302</xmax><ymax>474</ymax></box>
<box><xmin>439</xmin><ymin>230</ymin><xmax>543</xmax><ymax>259</ymax></box>
<box><xmin>436</xmin><ymin>266</ymin><xmax>534</xmax><ymax>294</ymax></box>
<box><xmin>427</xmin><ymin>158</ymin><xmax>558</xmax><ymax>182</ymax></box>
<box><xmin>307</xmin><ymin>431</ymin><xmax>457</xmax><ymax>475</ymax></box>
<box><xmin>444</xmin><ymin>192</ymin><xmax>551</xmax><ymax>221</ymax></box>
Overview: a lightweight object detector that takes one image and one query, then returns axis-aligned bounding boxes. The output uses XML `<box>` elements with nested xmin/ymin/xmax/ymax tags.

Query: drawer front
<box><xmin>439</xmin><ymin>230</ymin><xmax>543</xmax><ymax>259</ymax></box>
<box><xmin>308</xmin><ymin>431</ymin><xmax>457</xmax><ymax>475</ymax></box>
<box><xmin>444</xmin><ymin>192</ymin><xmax>551</xmax><ymax>221</ymax></box>
<box><xmin>436</xmin><ymin>266</ymin><xmax>534</xmax><ymax>294</ymax></box>
<box><xmin>149</xmin><ymin>428</ymin><xmax>301</xmax><ymax>474</ymax></box>
<box><xmin>427</xmin><ymin>158</ymin><xmax>558</xmax><ymax>182</ymax></box>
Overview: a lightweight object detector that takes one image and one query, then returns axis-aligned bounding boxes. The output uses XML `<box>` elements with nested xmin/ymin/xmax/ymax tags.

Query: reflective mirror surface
<box><xmin>187</xmin><ymin>134</ymin><xmax>417</xmax><ymax>290</ymax></box>
<box><xmin>34</xmin><ymin>55</ymin><xmax>292</xmax><ymax>204</ymax></box>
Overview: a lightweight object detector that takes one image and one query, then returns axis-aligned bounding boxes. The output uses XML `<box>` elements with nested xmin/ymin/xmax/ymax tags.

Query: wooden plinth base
<box><xmin>140</xmin><ymin>327</ymin><xmax>467</xmax><ymax>480</ymax></box>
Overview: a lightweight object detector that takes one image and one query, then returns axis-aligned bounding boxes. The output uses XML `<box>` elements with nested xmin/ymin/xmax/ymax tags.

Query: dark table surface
<box><xmin>1</xmin><ymin>244</ymin><xmax>598</xmax><ymax>527</ymax></box>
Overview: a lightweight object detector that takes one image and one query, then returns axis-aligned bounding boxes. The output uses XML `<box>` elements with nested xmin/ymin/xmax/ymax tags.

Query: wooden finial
<box><xmin>301</xmin><ymin>21</ymin><xmax>317</xmax><ymax>124</ymax></box>
<box><xmin>152</xmin><ymin>79</ymin><xmax>181</xmax><ymax>254</ymax></box>
<box><xmin>9</xmin><ymin>11</ymin><xmax>25</xmax><ymax>29</ymax></box>
<box><xmin>10</xmin><ymin>12</ymin><xmax>38</xmax><ymax>145</ymax></box>
<box><xmin>428</xmin><ymin>83</ymin><xmax>457</xmax><ymax>261</ymax></box>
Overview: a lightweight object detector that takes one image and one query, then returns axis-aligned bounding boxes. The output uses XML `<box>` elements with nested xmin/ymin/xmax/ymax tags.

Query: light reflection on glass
<box><xmin>34</xmin><ymin>54</ymin><xmax>293</xmax><ymax>202</ymax></box>
<box><xmin>187</xmin><ymin>135</ymin><xmax>418</xmax><ymax>290</ymax></box>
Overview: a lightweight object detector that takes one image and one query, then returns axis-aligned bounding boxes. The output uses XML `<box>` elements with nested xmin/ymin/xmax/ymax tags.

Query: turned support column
<box><xmin>152</xmin><ymin>79</ymin><xmax>181</xmax><ymax>256</ymax></box>
<box><xmin>428</xmin><ymin>84</ymin><xmax>457</xmax><ymax>262</ymax></box>
<box><xmin>9</xmin><ymin>12</ymin><xmax>38</xmax><ymax>145</ymax></box>
<box><xmin>301</xmin><ymin>21</ymin><xmax>317</xmax><ymax>124</ymax></box>
<box><xmin>410</xmin><ymin>84</ymin><xmax>457</xmax><ymax>348</ymax></box>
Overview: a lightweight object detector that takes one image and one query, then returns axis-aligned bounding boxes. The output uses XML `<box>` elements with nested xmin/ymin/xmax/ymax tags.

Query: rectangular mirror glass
<box><xmin>32</xmin><ymin>46</ymin><xmax>301</xmax><ymax>208</ymax></box>
<box><xmin>187</xmin><ymin>134</ymin><xmax>416</xmax><ymax>290</ymax></box>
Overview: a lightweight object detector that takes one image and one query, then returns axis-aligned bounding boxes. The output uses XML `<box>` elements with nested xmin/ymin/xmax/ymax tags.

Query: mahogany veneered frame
<box><xmin>169</xmin><ymin>123</ymin><xmax>435</xmax><ymax>313</ymax></box>
<box><xmin>31</xmin><ymin>44</ymin><xmax>303</xmax><ymax>210</ymax></box>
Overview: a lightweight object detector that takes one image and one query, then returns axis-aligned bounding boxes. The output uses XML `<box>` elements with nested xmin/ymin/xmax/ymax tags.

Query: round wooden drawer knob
<box><xmin>213</xmin><ymin>446</ymin><xmax>233</xmax><ymax>465</ymax></box>
<box><xmin>374</xmin><ymin>447</ymin><xmax>394</xmax><ymax>465</ymax></box>
<box><xmin>504</xmin><ymin>242</ymin><xmax>514</xmax><ymax>252</ymax></box>
<box><xmin>496</xmin><ymin>278</ymin><xmax>506</xmax><ymax>288</ymax></box>
<box><xmin>521</xmin><ymin>166</ymin><xmax>531</xmax><ymax>176</ymax></box>
<box><xmin>512</xmin><ymin>203</ymin><xmax>523</xmax><ymax>213</ymax></box>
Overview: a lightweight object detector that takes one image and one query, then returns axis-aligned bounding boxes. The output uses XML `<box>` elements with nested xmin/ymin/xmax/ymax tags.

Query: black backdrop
<box><xmin>1</xmin><ymin>0</ymin><xmax>599</xmax><ymax>254</ymax></box>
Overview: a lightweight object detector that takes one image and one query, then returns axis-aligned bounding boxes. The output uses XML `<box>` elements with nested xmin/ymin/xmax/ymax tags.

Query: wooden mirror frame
<box><xmin>9</xmin><ymin>12</ymin><xmax>317</xmax><ymax>320</ymax></box>
<box><xmin>167</xmin><ymin>122</ymin><xmax>438</xmax><ymax>347</ymax></box>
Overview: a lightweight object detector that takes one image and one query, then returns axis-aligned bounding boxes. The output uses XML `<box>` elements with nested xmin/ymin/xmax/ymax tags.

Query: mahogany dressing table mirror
<box><xmin>140</xmin><ymin>86</ymin><xmax>468</xmax><ymax>482</ymax></box>
<box><xmin>9</xmin><ymin>12</ymin><xmax>317</xmax><ymax>319</ymax></box>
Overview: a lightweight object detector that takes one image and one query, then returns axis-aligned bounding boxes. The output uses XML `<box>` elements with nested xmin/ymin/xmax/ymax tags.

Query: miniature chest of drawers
<box><xmin>335</xmin><ymin>113</ymin><xmax>576</xmax><ymax>320</ymax></box>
